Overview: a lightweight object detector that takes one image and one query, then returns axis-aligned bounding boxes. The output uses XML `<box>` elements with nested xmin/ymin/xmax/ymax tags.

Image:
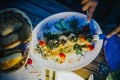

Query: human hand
<box><xmin>81</xmin><ymin>0</ymin><xmax>98</xmax><ymax>22</ymax></box>
<box><xmin>107</xmin><ymin>26</ymin><xmax>120</xmax><ymax>38</ymax></box>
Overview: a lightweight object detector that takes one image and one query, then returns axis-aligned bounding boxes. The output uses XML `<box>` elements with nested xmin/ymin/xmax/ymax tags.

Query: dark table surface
<box><xmin>0</xmin><ymin>0</ymin><xmax>72</xmax><ymax>28</ymax></box>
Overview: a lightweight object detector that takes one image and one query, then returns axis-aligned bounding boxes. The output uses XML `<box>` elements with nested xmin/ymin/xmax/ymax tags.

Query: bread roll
<box><xmin>3</xmin><ymin>49</ymin><xmax>22</xmax><ymax>57</ymax></box>
<box><xmin>18</xmin><ymin>22</ymin><xmax>32</xmax><ymax>43</ymax></box>
<box><xmin>0</xmin><ymin>52</ymin><xmax>22</xmax><ymax>70</ymax></box>
<box><xmin>0</xmin><ymin>33</ymin><xmax>21</xmax><ymax>50</ymax></box>
<box><xmin>0</xmin><ymin>12</ymin><xmax>22</xmax><ymax>36</ymax></box>
<box><xmin>0</xmin><ymin>8</ymin><xmax>32</xmax><ymax>72</ymax></box>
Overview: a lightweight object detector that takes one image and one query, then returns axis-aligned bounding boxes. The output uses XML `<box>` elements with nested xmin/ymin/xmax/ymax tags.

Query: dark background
<box><xmin>0</xmin><ymin>0</ymin><xmax>120</xmax><ymax>33</ymax></box>
<box><xmin>56</xmin><ymin>0</ymin><xmax>120</xmax><ymax>33</ymax></box>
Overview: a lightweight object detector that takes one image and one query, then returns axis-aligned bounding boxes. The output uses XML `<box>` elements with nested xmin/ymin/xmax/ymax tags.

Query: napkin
<box><xmin>104</xmin><ymin>34</ymin><xmax>120</xmax><ymax>70</ymax></box>
<box><xmin>56</xmin><ymin>71</ymin><xmax>84</xmax><ymax>80</ymax></box>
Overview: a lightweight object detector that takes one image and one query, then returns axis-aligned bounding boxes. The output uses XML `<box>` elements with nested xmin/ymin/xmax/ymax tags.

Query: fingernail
<box><xmin>87</xmin><ymin>19</ymin><xmax>90</xmax><ymax>23</ymax></box>
<box><xmin>106</xmin><ymin>35</ymin><xmax>110</xmax><ymax>39</ymax></box>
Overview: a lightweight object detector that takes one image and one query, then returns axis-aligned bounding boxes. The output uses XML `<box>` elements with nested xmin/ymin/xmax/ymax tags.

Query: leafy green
<box><xmin>73</xmin><ymin>44</ymin><xmax>83</xmax><ymax>56</ymax></box>
<box><xmin>69</xmin><ymin>36</ymin><xmax>78</xmax><ymax>42</ymax></box>
<box><xmin>106</xmin><ymin>69</ymin><xmax>120</xmax><ymax>80</ymax></box>
<box><xmin>47</xmin><ymin>40</ymin><xmax>59</xmax><ymax>50</ymax></box>
<box><xmin>60</xmin><ymin>19</ymin><xmax>66</xmax><ymax>30</ymax></box>
<box><xmin>69</xmin><ymin>19</ymin><xmax>79</xmax><ymax>29</ymax></box>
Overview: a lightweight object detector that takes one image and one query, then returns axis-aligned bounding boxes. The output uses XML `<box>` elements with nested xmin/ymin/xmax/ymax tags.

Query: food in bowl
<box><xmin>0</xmin><ymin>8</ymin><xmax>32</xmax><ymax>72</ymax></box>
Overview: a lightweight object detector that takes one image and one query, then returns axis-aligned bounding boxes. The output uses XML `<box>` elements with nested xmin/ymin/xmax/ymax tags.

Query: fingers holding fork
<box><xmin>81</xmin><ymin>0</ymin><xmax>99</xmax><ymax>22</ymax></box>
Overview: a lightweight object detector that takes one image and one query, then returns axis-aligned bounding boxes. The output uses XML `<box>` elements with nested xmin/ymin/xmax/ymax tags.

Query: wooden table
<box><xmin>0</xmin><ymin>0</ymin><xmax>108</xmax><ymax>80</ymax></box>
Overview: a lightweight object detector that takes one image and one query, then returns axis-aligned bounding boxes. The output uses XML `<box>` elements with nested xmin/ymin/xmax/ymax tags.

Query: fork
<box><xmin>93</xmin><ymin>33</ymin><xmax>106</xmax><ymax>40</ymax></box>
<box><xmin>86</xmin><ymin>10</ymin><xmax>94</xmax><ymax>34</ymax></box>
<box><xmin>86</xmin><ymin>11</ymin><xmax>106</xmax><ymax>40</ymax></box>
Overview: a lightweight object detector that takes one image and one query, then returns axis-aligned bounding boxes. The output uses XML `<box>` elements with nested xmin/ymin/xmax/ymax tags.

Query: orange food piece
<box><xmin>59</xmin><ymin>60</ymin><xmax>64</xmax><ymax>64</ymax></box>
<box><xmin>39</xmin><ymin>40</ymin><xmax>46</xmax><ymax>46</ymax></box>
<box><xmin>59</xmin><ymin>53</ymin><xmax>66</xmax><ymax>59</ymax></box>
<box><xmin>80</xmin><ymin>35</ymin><xmax>86</xmax><ymax>42</ymax></box>
<box><xmin>87</xmin><ymin>44</ymin><xmax>94</xmax><ymax>51</ymax></box>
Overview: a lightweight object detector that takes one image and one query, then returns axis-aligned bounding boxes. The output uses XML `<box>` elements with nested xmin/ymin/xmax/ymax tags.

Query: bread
<box><xmin>3</xmin><ymin>49</ymin><xmax>22</xmax><ymax>57</ymax></box>
<box><xmin>0</xmin><ymin>52</ymin><xmax>22</xmax><ymax>70</ymax></box>
<box><xmin>0</xmin><ymin>33</ymin><xmax>21</xmax><ymax>50</ymax></box>
<box><xmin>18</xmin><ymin>22</ymin><xmax>32</xmax><ymax>43</ymax></box>
<box><xmin>0</xmin><ymin>8</ymin><xmax>32</xmax><ymax>72</ymax></box>
<box><xmin>0</xmin><ymin>11</ymin><xmax>22</xmax><ymax>36</ymax></box>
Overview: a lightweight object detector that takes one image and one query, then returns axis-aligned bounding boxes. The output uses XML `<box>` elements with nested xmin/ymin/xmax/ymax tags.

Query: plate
<box><xmin>0</xmin><ymin>8</ymin><xmax>32</xmax><ymax>73</ymax></box>
<box><xmin>30</xmin><ymin>12</ymin><xmax>103</xmax><ymax>71</ymax></box>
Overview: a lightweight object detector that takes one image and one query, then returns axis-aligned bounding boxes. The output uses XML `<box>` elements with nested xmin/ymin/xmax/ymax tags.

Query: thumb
<box><xmin>106</xmin><ymin>26</ymin><xmax>120</xmax><ymax>38</ymax></box>
<box><xmin>87</xmin><ymin>2</ymin><xmax>97</xmax><ymax>22</ymax></box>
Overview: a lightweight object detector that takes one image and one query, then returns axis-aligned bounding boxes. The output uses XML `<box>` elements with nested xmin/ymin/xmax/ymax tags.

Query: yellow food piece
<box><xmin>0</xmin><ymin>53</ymin><xmax>22</xmax><ymax>70</ymax></box>
<box><xmin>23</xmin><ymin>33</ymin><xmax>32</xmax><ymax>44</ymax></box>
<box><xmin>40</xmin><ymin>38</ymin><xmax>92</xmax><ymax>60</ymax></box>
<box><xmin>4</xmin><ymin>40</ymin><xmax>21</xmax><ymax>50</ymax></box>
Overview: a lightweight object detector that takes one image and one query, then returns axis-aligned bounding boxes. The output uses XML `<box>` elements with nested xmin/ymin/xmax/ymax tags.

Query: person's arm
<box><xmin>81</xmin><ymin>0</ymin><xmax>98</xmax><ymax>22</ymax></box>
<box><xmin>107</xmin><ymin>26</ymin><xmax>120</xmax><ymax>38</ymax></box>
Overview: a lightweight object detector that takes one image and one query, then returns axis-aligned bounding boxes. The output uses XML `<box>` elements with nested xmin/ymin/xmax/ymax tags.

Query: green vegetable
<box><xmin>54</xmin><ymin>58</ymin><xmax>60</xmax><ymax>62</ymax></box>
<box><xmin>106</xmin><ymin>69</ymin><xmax>120</xmax><ymax>80</ymax></box>
<box><xmin>69</xmin><ymin>36</ymin><xmax>77</xmax><ymax>42</ymax></box>
<box><xmin>76</xmin><ymin>49</ymin><xmax>83</xmax><ymax>56</ymax></box>
<box><xmin>54</xmin><ymin>22</ymin><xmax>65</xmax><ymax>30</ymax></box>
<box><xmin>70</xmin><ymin>19</ymin><xmax>78</xmax><ymax>28</ymax></box>
<box><xmin>60</xmin><ymin>19</ymin><xmax>66</xmax><ymax>29</ymax></box>
<box><xmin>86</xmin><ymin>35</ymin><xmax>93</xmax><ymax>42</ymax></box>
<box><xmin>36</xmin><ymin>44</ymin><xmax>47</xmax><ymax>58</ymax></box>
<box><xmin>43</xmin><ymin>32</ymin><xmax>59</xmax><ymax>42</ymax></box>
<box><xmin>47</xmin><ymin>40</ymin><xmax>59</xmax><ymax>50</ymax></box>
<box><xmin>73</xmin><ymin>44</ymin><xmax>80</xmax><ymax>50</ymax></box>
<box><xmin>73</xmin><ymin>44</ymin><xmax>83</xmax><ymax>56</ymax></box>
<box><xmin>36</xmin><ymin>44</ymin><xmax>42</xmax><ymax>53</ymax></box>
<box><xmin>65</xmin><ymin>21</ymin><xmax>70</xmax><ymax>30</ymax></box>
